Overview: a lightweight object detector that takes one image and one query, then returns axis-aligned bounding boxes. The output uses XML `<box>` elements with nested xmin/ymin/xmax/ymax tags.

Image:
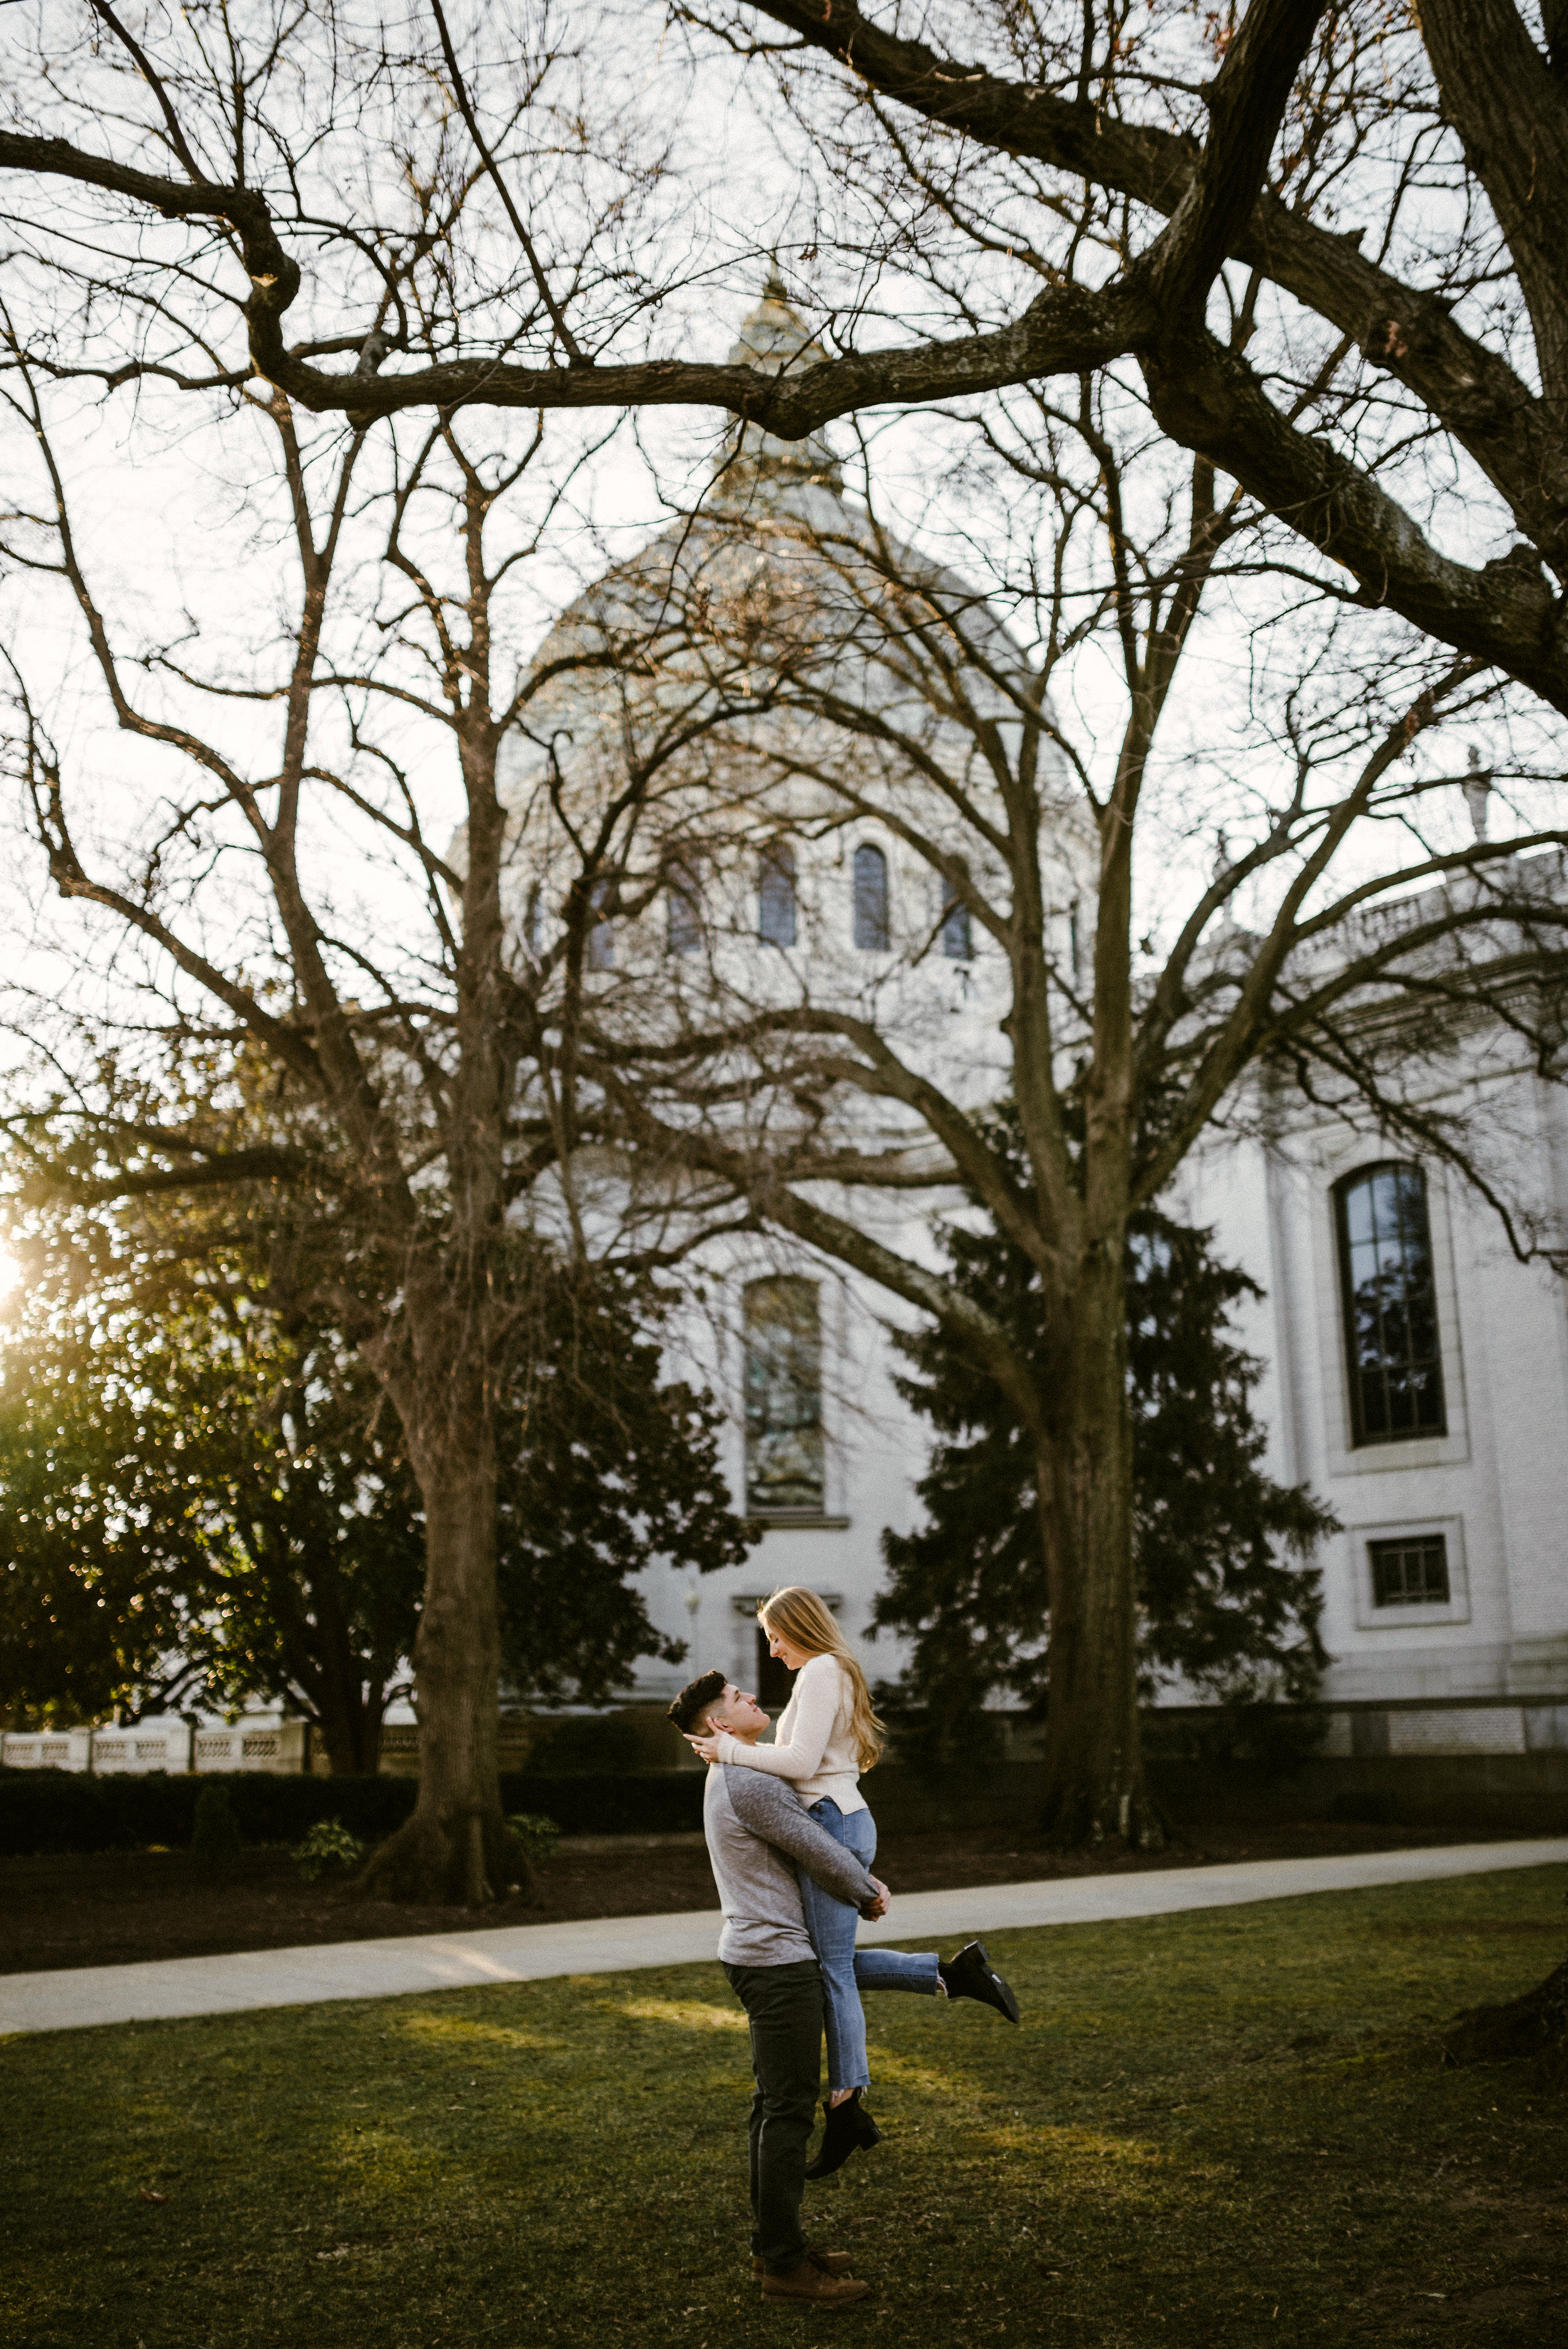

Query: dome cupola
<box><xmin>714</xmin><ymin>271</ymin><xmax>844</xmax><ymax>505</ymax></box>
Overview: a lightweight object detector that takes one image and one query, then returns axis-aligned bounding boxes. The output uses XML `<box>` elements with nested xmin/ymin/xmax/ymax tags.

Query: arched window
<box><xmin>524</xmin><ymin>883</ymin><xmax>548</xmax><ymax>958</ymax></box>
<box><xmin>758</xmin><ymin>842</ymin><xmax>797</xmax><ymax>947</ymax></box>
<box><xmin>743</xmin><ymin>1276</ymin><xmax>824</xmax><ymax>1515</ymax></box>
<box><xmin>667</xmin><ymin>870</ymin><xmax>701</xmax><ymax>956</ymax></box>
<box><xmin>853</xmin><ymin>842</ymin><xmax>889</xmax><ymax>950</ymax></box>
<box><xmin>1335</xmin><ymin>1163</ymin><xmax>1446</xmax><ymax>1446</ymax></box>
<box><xmin>586</xmin><ymin>878</ymin><xmax>615</xmax><ymax>971</ymax></box>
<box><xmin>941</xmin><ymin>882</ymin><xmax>972</xmax><ymax>962</ymax></box>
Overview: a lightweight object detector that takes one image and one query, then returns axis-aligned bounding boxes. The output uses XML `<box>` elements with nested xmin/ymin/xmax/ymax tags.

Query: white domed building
<box><xmin>497</xmin><ymin>284</ymin><xmax>1568</xmax><ymax>1808</ymax></box>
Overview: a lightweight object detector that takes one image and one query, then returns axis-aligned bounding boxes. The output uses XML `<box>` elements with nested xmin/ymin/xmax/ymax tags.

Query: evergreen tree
<box><xmin>876</xmin><ymin>1157</ymin><xmax>1335</xmax><ymax>1759</ymax></box>
<box><xmin>494</xmin><ymin>1267</ymin><xmax>753</xmax><ymax>1704</ymax></box>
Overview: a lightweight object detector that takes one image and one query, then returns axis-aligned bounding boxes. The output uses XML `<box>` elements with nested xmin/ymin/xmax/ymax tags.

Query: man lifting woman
<box><xmin>668</xmin><ymin>1586</ymin><xmax>1019</xmax><ymax>2306</ymax></box>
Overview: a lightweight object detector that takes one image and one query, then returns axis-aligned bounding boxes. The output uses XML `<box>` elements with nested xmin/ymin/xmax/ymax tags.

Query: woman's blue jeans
<box><xmin>798</xmin><ymin>1797</ymin><xmax>941</xmax><ymax>2093</ymax></box>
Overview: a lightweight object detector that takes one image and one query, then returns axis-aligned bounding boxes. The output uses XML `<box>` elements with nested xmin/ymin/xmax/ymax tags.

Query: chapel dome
<box><xmin>497</xmin><ymin>282</ymin><xmax>1098</xmax><ymax>954</ymax></box>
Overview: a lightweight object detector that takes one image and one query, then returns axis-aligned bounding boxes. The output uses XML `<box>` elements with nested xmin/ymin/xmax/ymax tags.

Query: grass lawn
<box><xmin>3</xmin><ymin>1864</ymin><xmax>1564</xmax><ymax>2349</ymax></box>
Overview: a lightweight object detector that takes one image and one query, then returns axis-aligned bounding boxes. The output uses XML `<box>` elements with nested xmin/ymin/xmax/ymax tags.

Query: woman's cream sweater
<box><xmin>714</xmin><ymin>1652</ymin><xmax>867</xmax><ymax>1814</ymax></box>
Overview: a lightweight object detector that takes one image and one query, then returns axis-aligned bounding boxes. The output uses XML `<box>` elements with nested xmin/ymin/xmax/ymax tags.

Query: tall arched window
<box><xmin>667</xmin><ymin>869</ymin><xmax>701</xmax><ymax>956</ymax></box>
<box><xmin>743</xmin><ymin>1276</ymin><xmax>824</xmax><ymax>1514</ymax></box>
<box><xmin>941</xmin><ymin>882</ymin><xmax>972</xmax><ymax>962</ymax></box>
<box><xmin>853</xmin><ymin>841</ymin><xmax>889</xmax><ymax>950</ymax></box>
<box><xmin>758</xmin><ymin>843</ymin><xmax>797</xmax><ymax>947</ymax></box>
<box><xmin>1335</xmin><ymin>1163</ymin><xmax>1446</xmax><ymax>1446</ymax></box>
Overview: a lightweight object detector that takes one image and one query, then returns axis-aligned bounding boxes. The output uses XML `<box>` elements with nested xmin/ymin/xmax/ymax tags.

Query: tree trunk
<box><xmin>303</xmin><ymin>1608</ymin><xmax>391</xmax><ymax>1775</ymax></box>
<box><xmin>354</xmin><ymin>1413</ymin><xmax>532</xmax><ymax>1902</ymax></box>
<box><xmin>319</xmin><ymin>1693</ymin><xmax>386</xmax><ymax>1778</ymax></box>
<box><xmin>1034</xmin><ymin>1246</ymin><xmax>1165</xmax><ymax>1849</ymax></box>
<box><xmin>1443</xmin><ymin>1947</ymin><xmax>1568</xmax><ymax>2087</ymax></box>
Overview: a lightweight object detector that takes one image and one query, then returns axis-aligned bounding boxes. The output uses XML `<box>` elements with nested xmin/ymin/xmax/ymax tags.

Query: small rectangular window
<box><xmin>941</xmin><ymin>886</ymin><xmax>972</xmax><ymax>961</ymax></box>
<box><xmin>1369</xmin><ymin>1532</ymin><xmax>1450</xmax><ymax>1608</ymax></box>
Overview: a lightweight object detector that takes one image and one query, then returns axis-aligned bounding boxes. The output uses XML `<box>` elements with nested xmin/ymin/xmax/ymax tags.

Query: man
<box><xmin>669</xmin><ymin>1666</ymin><xmax>1018</xmax><ymax>2306</ymax></box>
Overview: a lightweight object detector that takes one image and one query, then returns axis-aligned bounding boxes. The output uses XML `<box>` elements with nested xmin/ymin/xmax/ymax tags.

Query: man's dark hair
<box><xmin>667</xmin><ymin>1668</ymin><xmax>726</xmax><ymax>1736</ymax></box>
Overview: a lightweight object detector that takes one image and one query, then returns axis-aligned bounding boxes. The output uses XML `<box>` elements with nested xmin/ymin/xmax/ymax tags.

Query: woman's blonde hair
<box><xmin>758</xmin><ymin>1586</ymin><xmax>885</xmax><ymax>1773</ymax></box>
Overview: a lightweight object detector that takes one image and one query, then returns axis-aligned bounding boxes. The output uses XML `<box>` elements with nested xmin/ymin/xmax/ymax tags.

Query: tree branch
<box><xmin>738</xmin><ymin>0</ymin><xmax>1568</xmax><ymax>569</ymax></box>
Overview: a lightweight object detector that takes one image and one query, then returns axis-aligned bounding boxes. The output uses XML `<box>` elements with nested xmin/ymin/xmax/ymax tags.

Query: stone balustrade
<box><xmin>0</xmin><ymin>1720</ymin><xmax>307</xmax><ymax>1774</ymax></box>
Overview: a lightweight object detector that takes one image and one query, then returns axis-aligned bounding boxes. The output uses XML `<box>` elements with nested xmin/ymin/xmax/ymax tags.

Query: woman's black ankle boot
<box><xmin>805</xmin><ymin>2089</ymin><xmax>882</xmax><ymax>2180</ymax></box>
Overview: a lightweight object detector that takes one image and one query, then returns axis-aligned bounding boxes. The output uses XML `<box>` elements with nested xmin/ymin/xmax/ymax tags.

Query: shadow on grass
<box><xmin>3</xmin><ymin>1866</ymin><xmax>1565</xmax><ymax>2348</ymax></box>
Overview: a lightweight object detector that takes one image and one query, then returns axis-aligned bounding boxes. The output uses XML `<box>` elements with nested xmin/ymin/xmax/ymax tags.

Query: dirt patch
<box><xmin>0</xmin><ymin>1812</ymin><xmax>1500</xmax><ymax>1976</ymax></box>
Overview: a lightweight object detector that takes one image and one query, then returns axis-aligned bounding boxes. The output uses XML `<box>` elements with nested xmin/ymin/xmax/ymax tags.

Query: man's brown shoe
<box><xmin>751</xmin><ymin>2250</ymin><xmax>854</xmax><ymax>2280</ymax></box>
<box><xmin>760</xmin><ymin>2259</ymin><xmax>870</xmax><ymax>2304</ymax></box>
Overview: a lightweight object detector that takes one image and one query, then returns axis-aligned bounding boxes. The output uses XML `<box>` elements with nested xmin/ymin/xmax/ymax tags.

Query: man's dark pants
<box><xmin>722</xmin><ymin>1958</ymin><xmax>823</xmax><ymax>2276</ymax></box>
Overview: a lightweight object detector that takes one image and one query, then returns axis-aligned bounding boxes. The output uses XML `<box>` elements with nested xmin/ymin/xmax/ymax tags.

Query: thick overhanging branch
<box><xmin>740</xmin><ymin>0</ymin><xmax>1568</xmax><ymax>568</ymax></box>
<box><xmin>1415</xmin><ymin>0</ymin><xmax>1568</xmax><ymax>413</ymax></box>
<box><xmin>0</xmin><ymin>133</ymin><xmax>1143</xmax><ymax>420</ymax></box>
<box><xmin>1140</xmin><ymin>327</ymin><xmax>1568</xmax><ymax>711</ymax></box>
<box><xmin>11</xmin><ymin>29</ymin><xmax>1568</xmax><ymax>708</ymax></box>
<box><xmin>595</xmin><ymin>1072</ymin><xmax>1039</xmax><ymax>1408</ymax></box>
<box><xmin>16</xmin><ymin>1143</ymin><xmax>317</xmax><ymax>1205</ymax></box>
<box><xmin>759</xmin><ymin>1179</ymin><xmax>1032</xmax><ymax>1396</ymax></box>
<box><xmin>266</xmin><ymin>280</ymin><xmax>1142</xmax><ymax>426</ymax></box>
<box><xmin>688</xmin><ymin>1131</ymin><xmax>1044</xmax><ymax>1428</ymax></box>
<box><xmin>1138</xmin><ymin>0</ymin><xmax>1327</xmax><ymax>317</ymax></box>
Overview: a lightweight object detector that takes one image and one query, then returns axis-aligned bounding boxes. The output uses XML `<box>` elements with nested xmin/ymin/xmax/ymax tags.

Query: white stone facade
<box><xmin>548</xmin><ymin>292</ymin><xmax>1568</xmax><ymax>1752</ymax></box>
<box><xmin>618</xmin><ymin>1096</ymin><xmax>1568</xmax><ymax>1751</ymax></box>
<box><xmin>1180</xmin><ymin>1107</ymin><xmax>1568</xmax><ymax>1728</ymax></box>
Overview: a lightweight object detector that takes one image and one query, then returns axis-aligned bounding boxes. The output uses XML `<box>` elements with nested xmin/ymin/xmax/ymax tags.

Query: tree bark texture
<box><xmin>1034</xmin><ymin>1244</ymin><xmax>1163</xmax><ymax>1848</ymax></box>
<box><xmin>317</xmin><ymin>1685</ymin><xmax>388</xmax><ymax>1779</ymax></box>
<box><xmin>355</xmin><ymin>1404</ymin><xmax>524</xmax><ymax>1902</ymax></box>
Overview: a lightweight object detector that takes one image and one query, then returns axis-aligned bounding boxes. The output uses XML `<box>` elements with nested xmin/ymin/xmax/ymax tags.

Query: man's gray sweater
<box><xmin>704</xmin><ymin>1762</ymin><xmax>880</xmax><ymax>1966</ymax></box>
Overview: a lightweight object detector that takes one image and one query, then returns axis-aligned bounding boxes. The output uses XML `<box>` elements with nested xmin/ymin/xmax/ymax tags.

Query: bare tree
<box><xmin>531</xmin><ymin>356</ymin><xmax>1568</xmax><ymax>1846</ymax></box>
<box><xmin>0</xmin><ymin>157</ymin><xmax>761</xmax><ymax>1896</ymax></box>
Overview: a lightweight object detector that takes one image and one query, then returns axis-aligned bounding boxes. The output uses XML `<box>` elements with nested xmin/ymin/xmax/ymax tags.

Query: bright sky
<box><xmin>0</xmin><ymin>1</ymin><xmax>1561</xmax><ymax>1116</ymax></box>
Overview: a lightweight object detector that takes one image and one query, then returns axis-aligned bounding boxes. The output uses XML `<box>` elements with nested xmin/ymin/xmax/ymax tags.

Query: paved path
<box><xmin>4</xmin><ymin>1837</ymin><xmax>1564</xmax><ymax>2039</ymax></box>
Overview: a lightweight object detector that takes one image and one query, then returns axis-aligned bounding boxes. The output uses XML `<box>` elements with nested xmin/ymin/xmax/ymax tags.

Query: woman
<box><xmin>684</xmin><ymin>1584</ymin><xmax>1019</xmax><ymax>2177</ymax></box>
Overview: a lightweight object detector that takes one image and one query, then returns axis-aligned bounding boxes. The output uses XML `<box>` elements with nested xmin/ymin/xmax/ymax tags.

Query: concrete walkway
<box><xmin>4</xmin><ymin>1837</ymin><xmax>1564</xmax><ymax>2039</ymax></box>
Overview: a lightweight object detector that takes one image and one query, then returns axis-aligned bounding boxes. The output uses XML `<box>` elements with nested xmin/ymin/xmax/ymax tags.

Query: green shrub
<box><xmin>189</xmin><ymin>1780</ymin><xmax>243</xmax><ymax>1872</ymax></box>
<box><xmin>505</xmin><ymin>1812</ymin><xmax>561</xmax><ymax>1865</ymax></box>
<box><xmin>292</xmin><ymin>1816</ymin><xmax>366</xmax><ymax>1881</ymax></box>
<box><xmin>530</xmin><ymin>1712</ymin><xmax>643</xmax><ymax>1776</ymax></box>
<box><xmin>1141</xmin><ymin>1697</ymin><xmax>1330</xmax><ymax>1781</ymax></box>
<box><xmin>871</xmin><ymin>1694</ymin><xmax>1010</xmax><ymax>1786</ymax></box>
<box><xmin>496</xmin><ymin>1771</ymin><xmax>704</xmax><ymax>1834</ymax></box>
<box><xmin>0</xmin><ymin>1768</ymin><xmax>111</xmax><ymax>1855</ymax></box>
<box><xmin>0</xmin><ymin>1765</ymin><xmax>702</xmax><ymax>1856</ymax></box>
